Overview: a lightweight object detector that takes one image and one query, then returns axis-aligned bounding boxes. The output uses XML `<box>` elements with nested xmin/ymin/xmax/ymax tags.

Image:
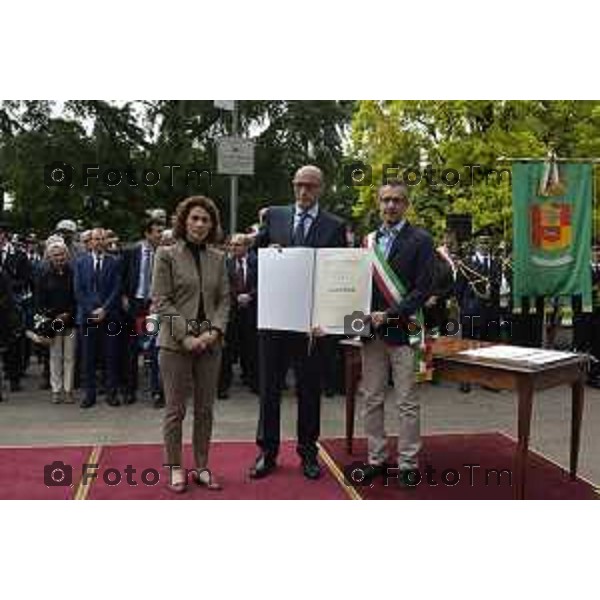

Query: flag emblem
<box><xmin>530</xmin><ymin>202</ymin><xmax>572</xmax><ymax>251</ymax></box>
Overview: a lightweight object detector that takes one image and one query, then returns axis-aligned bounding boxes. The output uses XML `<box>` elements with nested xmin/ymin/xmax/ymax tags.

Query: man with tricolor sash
<box><xmin>361</xmin><ymin>180</ymin><xmax>434</xmax><ymax>486</ymax></box>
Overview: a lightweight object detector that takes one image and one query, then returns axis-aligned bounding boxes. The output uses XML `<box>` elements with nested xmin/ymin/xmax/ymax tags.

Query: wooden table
<box><xmin>340</xmin><ymin>337</ymin><xmax>587</xmax><ymax>500</ymax></box>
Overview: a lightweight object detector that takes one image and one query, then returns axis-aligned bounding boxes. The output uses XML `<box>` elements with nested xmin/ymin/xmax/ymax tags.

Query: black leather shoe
<box><xmin>249</xmin><ymin>454</ymin><xmax>277</xmax><ymax>479</ymax></box>
<box><xmin>123</xmin><ymin>392</ymin><xmax>137</xmax><ymax>405</ymax></box>
<box><xmin>397</xmin><ymin>468</ymin><xmax>420</xmax><ymax>489</ymax></box>
<box><xmin>80</xmin><ymin>398</ymin><xmax>96</xmax><ymax>409</ymax></box>
<box><xmin>302</xmin><ymin>457</ymin><xmax>321</xmax><ymax>480</ymax></box>
<box><xmin>106</xmin><ymin>392</ymin><xmax>120</xmax><ymax>407</ymax></box>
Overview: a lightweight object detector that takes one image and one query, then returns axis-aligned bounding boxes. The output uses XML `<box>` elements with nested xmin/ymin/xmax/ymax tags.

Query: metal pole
<box><xmin>229</xmin><ymin>101</ymin><xmax>239</xmax><ymax>235</ymax></box>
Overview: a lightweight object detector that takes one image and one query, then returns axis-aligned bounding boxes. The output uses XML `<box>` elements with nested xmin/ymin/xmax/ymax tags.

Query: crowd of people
<box><xmin>1</xmin><ymin>162</ymin><xmax>595</xmax><ymax>492</ymax></box>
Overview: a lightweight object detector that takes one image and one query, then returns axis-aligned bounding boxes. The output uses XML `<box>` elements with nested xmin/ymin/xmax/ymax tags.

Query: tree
<box><xmin>348</xmin><ymin>100</ymin><xmax>600</xmax><ymax>242</ymax></box>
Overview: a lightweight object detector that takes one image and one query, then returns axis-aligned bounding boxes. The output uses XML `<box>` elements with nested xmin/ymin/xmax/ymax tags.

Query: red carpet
<box><xmin>0</xmin><ymin>446</ymin><xmax>93</xmax><ymax>499</ymax></box>
<box><xmin>320</xmin><ymin>433</ymin><xmax>600</xmax><ymax>500</ymax></box>
<box><xmin>2</xmin><ymin>434</ymin><xmax>597</xmax><ymax>499</ymax></box>
<box><xmin>86</xmin><ymin>440</ymin><xmax>349</xmax><ymax>500</ymax></box>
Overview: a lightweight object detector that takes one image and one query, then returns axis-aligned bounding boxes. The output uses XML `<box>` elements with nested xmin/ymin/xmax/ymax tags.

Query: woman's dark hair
<box><xmin>172</xmin><ymin>196</ymin><xmax>223</xmax><ymax>244</ymax></box>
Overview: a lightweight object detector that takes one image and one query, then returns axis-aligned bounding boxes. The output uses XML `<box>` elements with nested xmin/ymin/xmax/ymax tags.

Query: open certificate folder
<box><xmin>257</xmin><ymin>247</ymin><xmax>373</xmax><ymax>334</ymax></box>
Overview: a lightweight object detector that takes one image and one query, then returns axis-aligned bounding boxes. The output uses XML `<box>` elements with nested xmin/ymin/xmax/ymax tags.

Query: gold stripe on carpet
<box><xmin>74</xmin><ymin>445</ymin><xmax>103</xmax><ymax>500</ymax></box>
<box><xmin>317</xmin><ymin>442</ymin><xmax>362</xmax><ymax>500</ymax></box>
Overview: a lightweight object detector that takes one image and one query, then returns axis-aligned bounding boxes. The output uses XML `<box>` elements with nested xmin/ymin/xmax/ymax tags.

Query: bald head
<box><xmin>292</xmin><ymin>165</ymin><xmax>323</xmax><ymax>210</ymax></box>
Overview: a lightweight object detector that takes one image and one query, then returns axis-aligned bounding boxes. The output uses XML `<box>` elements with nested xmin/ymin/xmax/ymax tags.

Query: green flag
<box><xmin>512</xmin><ymin>162</ymin><xmax>593</xmax><ymax>312</ymax></box>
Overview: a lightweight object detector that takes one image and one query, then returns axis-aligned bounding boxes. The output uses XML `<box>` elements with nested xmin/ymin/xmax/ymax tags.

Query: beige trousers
<box><xmin>49</xmin><ymin>328</ymin><xmax>76</xmax><ymax>394</ymax></box>
<box><xmin>360</xmin><ymin>338</ymin><xmax>421</xmax><ymax>469</ymax></box>
<box><xmin>159</xmin><ymin>346</ymin><xmax>221</xmax><ymax>469</ymax></box>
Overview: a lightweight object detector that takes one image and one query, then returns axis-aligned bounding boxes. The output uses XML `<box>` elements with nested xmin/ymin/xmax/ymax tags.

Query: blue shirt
<box><xmin>377</xmin><ymin>220</ymin><xmax>405</xmax><ymax>258</ymax></box>
<box><xmin>294</xmin><ymin>202</ymin><xmax>319</xmax><ymax>239</ymax></box>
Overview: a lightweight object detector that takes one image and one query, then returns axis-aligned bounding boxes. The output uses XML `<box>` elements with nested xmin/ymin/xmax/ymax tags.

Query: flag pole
<box><xmin>497</xmin><ymin>156</ymin><xmax>600</xmax><ymax>163</ymax></box>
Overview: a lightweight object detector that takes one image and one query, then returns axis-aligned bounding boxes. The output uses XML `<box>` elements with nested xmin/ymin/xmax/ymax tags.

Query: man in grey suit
<box><xmin>250</xmin><ymin>165</ymin><xmax>346</xmax><ymax>480</ymax></box>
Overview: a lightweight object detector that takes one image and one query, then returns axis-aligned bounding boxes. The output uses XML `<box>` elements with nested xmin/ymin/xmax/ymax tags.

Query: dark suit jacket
<box><xmin>0</xmin><ymin>271</ymin><xmax>20</xmax><ymax>346</ymax></box>
<box><xmin>73</xmin><ymin>253</ymin><xmax>122</xmax><ymax>325</ymax></box>
<box><xmin>227</xmin><ymin>251</ymin><xmax>258</xmax><ymax>309</ymax></box>
<box><xmin>255</xmin><ymin>205</ymin><xmax>346</xmax><ymax>249</ymax></box>
<box><xmin>0</xmin><ymin>247</ymin><xmax>33</xmax><ymax>296</ymax></box>
<box><xmin>370</xmin><ymin>222</ymin><xmax>434</xmax><ymax>345</ymax></box>
<box><xmin>121</xmin><ymin>243</ymin><xmax>144</xmax><ymax>300</ymax></box>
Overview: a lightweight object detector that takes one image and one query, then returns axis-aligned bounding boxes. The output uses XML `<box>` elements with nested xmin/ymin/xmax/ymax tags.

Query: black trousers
<box><xmin>122</xmin><ymin>299</ymin><xmax>158</xmax><ymax>395</ymax></box>
<box><xmin>80</xmin><ymin>320</ymin><xmax>121</xmax><ymax>402</ymax></box>
<box><xmin>219</xmin><ymin>305</ymin><xmax>258</xmax><ymax>393</ymax></box>
<box><xmin>256</xmin><ymin>330</ymin><xmax>323</xmax><ymax>460</ymax></box>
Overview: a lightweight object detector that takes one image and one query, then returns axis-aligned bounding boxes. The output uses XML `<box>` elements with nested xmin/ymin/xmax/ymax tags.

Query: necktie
<box><xmin>294</xmin><ymin>212</ymin><xmax>312</xmax><ymax>246</ymax></box>
<box><xmin>377</xmin><ymin>228</ymin><xmax>396</xmax><ymax>259</ymax></box>
<box><xmin>235</xmin><ymin>258</ymin><xmax>245</xmax><ymax>293</ymax></box>
<box><xmin>93</xmin><ymin>255</ymin><xmax>102</xmax><ymax>292</ymax></box>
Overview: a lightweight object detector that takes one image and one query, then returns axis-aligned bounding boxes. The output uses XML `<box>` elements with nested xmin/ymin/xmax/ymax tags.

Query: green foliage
<box><xmin>5</xmin><ymin>100</ymin><xmax>600</xmax><ymax>244</ymax></box>
<box><xmin>0</xmin><ymin>100</ymin><xmax>353</xmax><ymax>239</ymax></box>
<box><xmin>349</xmin><ymin>100</ymin><xmax>600</xmax><ymax>242</ymax></box>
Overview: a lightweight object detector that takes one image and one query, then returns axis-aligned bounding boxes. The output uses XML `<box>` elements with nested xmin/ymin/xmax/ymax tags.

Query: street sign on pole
<box><xmin>214</xmin><ymin>100</ymin><xmax>235</xmax><ymax>111</ymax></box>
<box><xmin>217</xmin><ymin>136</ymin><xmax>255</xmax><ymax>176</ymax></box>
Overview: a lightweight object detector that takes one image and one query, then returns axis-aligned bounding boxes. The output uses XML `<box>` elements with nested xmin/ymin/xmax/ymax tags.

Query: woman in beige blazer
<box><xmin>151</xmin><ymin>196</ymin><xmax>230</xmax><ymax>493</ymax></box>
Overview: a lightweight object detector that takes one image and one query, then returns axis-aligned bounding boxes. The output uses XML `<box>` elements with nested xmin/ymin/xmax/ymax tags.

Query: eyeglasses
<box><xmin>293</xmin><ymin>181</ymin><xmax>320</xmax><ymax>190</ymax></box>
<box><xmin>380</xmin><ymin>196</ymin><xmax>406</xmax><ymax>205</ymax></box>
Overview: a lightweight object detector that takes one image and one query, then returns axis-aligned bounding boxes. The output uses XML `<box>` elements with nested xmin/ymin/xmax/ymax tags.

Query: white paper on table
<box><xmin>311</xmin><ymin>248</ymin><xmax>373</xmax><ymax>334</ymax></box>
<box><xmin>257</xmin><ymin>247</ymin><xmax>316</xmax><ymax>332</ymax></box>
<box><xmin>459</xmin><ymin>345</ymin><xmax>578</xmax><ymax>364</ymax></box>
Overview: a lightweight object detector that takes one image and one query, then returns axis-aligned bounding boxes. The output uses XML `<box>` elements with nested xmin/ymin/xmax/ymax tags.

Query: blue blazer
<box><xmin>73</xmin><ymin>253</ymin><xmax>122</xmax><ymax>325</ymax></box>
<box><xmin>369</xmin><ymin>222</ymin><xmax>435</xmax><ymax>345</ymax></box>
<box><xmin>255</xmin><ymin>205</ymin><xmax>346</xmax><ymax>249</ymax></box>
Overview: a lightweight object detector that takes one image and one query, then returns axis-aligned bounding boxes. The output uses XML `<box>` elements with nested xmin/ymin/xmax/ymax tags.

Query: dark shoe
<box><xmin>80</xmin><ymin>398</ymin><xmax>96</xmax><ymax>409</ymax></box>
<box><xmin>106</xmin><ymin>392</ymin><xmax>120</xmax><ymax>407</ymax></box>
<box><xmin>302</xmin><ymin>457</ymin><xmax>321</xmax><ymax>480</ymax></box>
<box><xmin>152</xmin><ymin>392</ymin><xmax>165</xmax><ymax>409</ymax></box>
<box><xmin>123</xmin><ymin>392</ymin><xmax>137</xmax><ymax>405</ymax></box>
<box><xmin>397</xmin><ymin>468</ymin><xmax>420</xmax><ymax>489</ymax></box>
<box><xmin>10</xmin><ymin>380</ymin><xmax>22</xmax><ymax>392</ymax></box>
<box><xmin>459</xmin><ymin>382</ymin><xmax>471</xmax><ymax>393</ymax></box>
<box><xmin>217</xmin><ymin>390</ymin><xmax>229</xmax><ymax>400</ymax></box>
<box><xmin>249</xmin><ymin>453</ymin><xmax>277</xmax><ymax>479</ymax></box>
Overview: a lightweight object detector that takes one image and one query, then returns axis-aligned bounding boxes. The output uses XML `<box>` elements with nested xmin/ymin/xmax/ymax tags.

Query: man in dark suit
<box><xmin>0</xmin><ymin>269</ymin><xmax>21</xmax><ymax>402</ymax></box>
<box><xmin>121</xmin><ymin>218</ymin><xmax>164</xmax><ymax>407</ymax></box>
<box><xmin>250</xmin><ymin>165</ymin><xmax>346</xmax><ymax>480</ymax></box>
<box><xmin>218</xmin><ymin>233</ymin><xmax>258</xmax><ymax>398</ymax></box>
<box><xmin>73</xmin><ymin>228</ymin><xmax>123</xmax><ymax>408</ymax></box>
<box><xmin>0</xmin><ymin>225</ymin><xmax>33</xmax><ymax>391</ymax></box>
<box><xmin>361</xmin><ymin>180</ymin><xmax>434</xmax><ymax>487</ymax></box>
